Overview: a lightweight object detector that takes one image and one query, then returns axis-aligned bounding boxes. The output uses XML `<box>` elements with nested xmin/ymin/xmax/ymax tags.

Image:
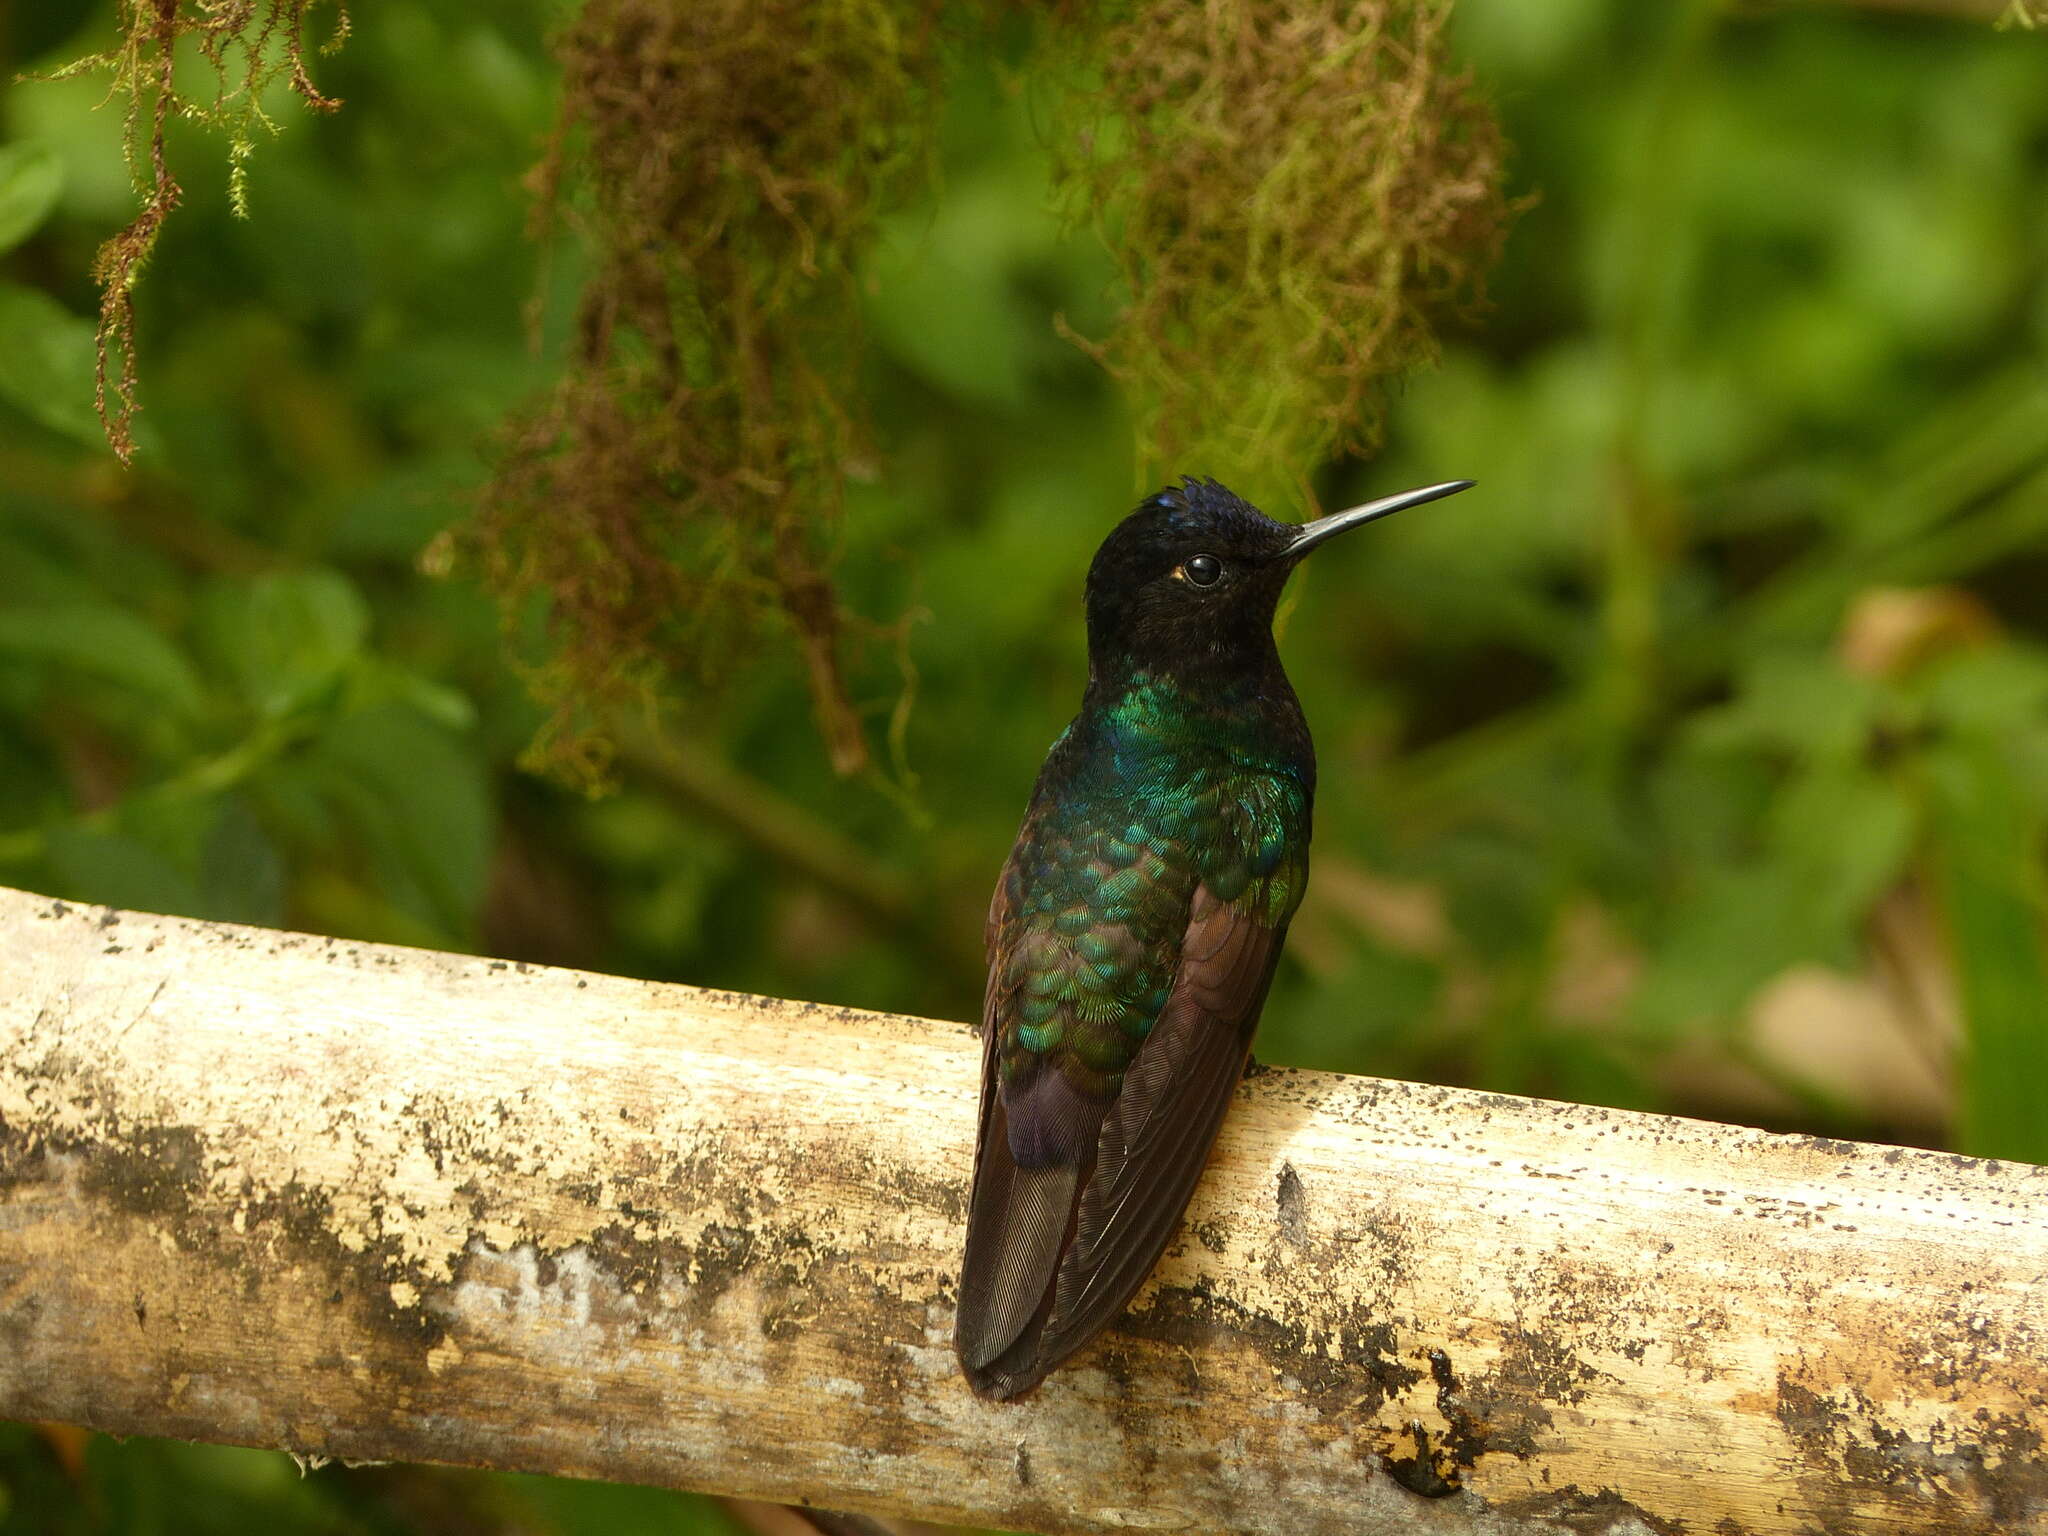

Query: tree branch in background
<box><xmin>615</xmin><ymin>723</ymin><xmax>983</xmax><ymax>995</ymax></box>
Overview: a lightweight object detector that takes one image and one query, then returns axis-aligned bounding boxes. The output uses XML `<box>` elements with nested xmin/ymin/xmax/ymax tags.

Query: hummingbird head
<box><xmin>1082</xmin><ymin>475</ymin><xmax>1473</xmax><ymax>684</ymax></box>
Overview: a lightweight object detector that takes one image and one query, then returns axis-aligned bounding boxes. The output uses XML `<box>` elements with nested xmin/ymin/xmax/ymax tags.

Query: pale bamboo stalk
<box><xmin>1</xmin><ymin>885</ymin><xmax>2043</xmax><ymax>1535</ymax></box>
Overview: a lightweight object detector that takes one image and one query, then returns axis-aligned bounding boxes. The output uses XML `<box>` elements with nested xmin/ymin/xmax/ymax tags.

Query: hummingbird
<box><xmin>954</xmin><ymin>474</ymin><xmax>1474</xmax><ymax>1401</ymax></box>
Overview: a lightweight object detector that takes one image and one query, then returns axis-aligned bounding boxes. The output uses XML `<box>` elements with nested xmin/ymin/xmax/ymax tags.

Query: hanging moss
<box><xmin>46</xmin><ymin>0</ymin><xmax>1512</xmax><ymax>779</ymax></box>
<box><xmin>1054</xmin><ymin>0</ymin><xmax>1513</xmax><ymax>501</ymax></box>
<box><xmin>38</xmin><ymin>0</ymin><xmax>350</xmax><ymax>463</ymax></box>
<box><xmin>471</xmin><ymin>0</ymin><xmax>959</xmax><ymax>784</ymax></box>
<box><xmin>471</xmin><ymin>0</ymin><xmax>1511</xmax><ymax>783</ymax></box>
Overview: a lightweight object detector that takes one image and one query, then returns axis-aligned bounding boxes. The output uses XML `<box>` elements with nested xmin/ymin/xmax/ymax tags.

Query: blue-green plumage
<box><xmin>955</xmin><ymin>474</ymin><xmax>1472</xmax><ymax>1401</ymax></box>
<box><xmin>993</xmin><ymin>672</ymin><xmax>1311</xmax><ymax>1097</ymax></box>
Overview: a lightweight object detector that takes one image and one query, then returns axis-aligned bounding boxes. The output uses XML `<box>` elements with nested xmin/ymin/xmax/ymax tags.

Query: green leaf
<box><xmin>869</xmin><ymin>189</ymin><xmax>1043</xmax><ymax>412</ymax></box>
<box><xmin>0</xmin><ymin>143</ymin><xmax>63</xmax><ymax>254</ymax></box>
<box><xmin>1919</xmin><ymin>644</ymin><xmax>2048</xmax><ymax>733</ymax></box>
<box><xmin>495</xmin><ymin>1469</ymin><xmax>750</xmax><ymax>1536</ymax></box>
<box><xmin>194</xmin><ymin>569</ymin><xmax>370</xmax><ymax>720</ymax></box>
<box><xmin>0</xmin><ymin>282</ymin><xmax>105</xmax><ymax>447</ymax></box>
<box><xmin>81</xmin><ymin>1435</ymin><xmax>352</xmax><ymax>1536</ymax></box>
<box><xmin>1768</xmin><ymin>762</ymin><xmax>1915</xmax><ymax>936</ymax></box>
<box><xmin>44</xmin><ymin>824</ymin><xmax>203</xmax><ymax>917</ymax></box>
<box><xmin>199</xmin><ymin>794</ymin><xmax>287</xmax><ymax>927</ymax></box>
<box><xmin>0</xmin><ymin>602</ymin><xmax>206</xmax><ymax>718</ymax></box>
<box><xmin>1924</xmin><ymin>741</ymin><xmax>2048</xmax><ymax>1164</ymax></box>
<box><xmin>1257</xmin><ymin>941</ymin><xmax>1444</xmax><ymax>1076</ymax></box>
<box><xmin>1688</xmin><ymin>653</ymin><xmax>1884</xmax><ymax>761</ymax></box>
<box><xmin>312</xmin><ymin>704</ymin><xmax>492</xmax><ymax>939</ymax></box>
<box><xmin>354</xmin><ymin>658</ymin><xmax>477</xmax><ymax>731</ymax></box>
<box><xmin>1634</xmin><ymin>763</ymin><xmax>1913</xmax><ymax>1036</ymax></box>
<box><xmin>1632</xmin><ymin>865</ymin><xmax>1805</xmax><ymax>1038</ymax></box>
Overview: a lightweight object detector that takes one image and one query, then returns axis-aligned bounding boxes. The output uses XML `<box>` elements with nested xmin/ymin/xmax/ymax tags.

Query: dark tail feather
<box><xmin>954</xmin><ymin>1079</ymin><xmax>1084</xmax><ymax>1393</ymax></box>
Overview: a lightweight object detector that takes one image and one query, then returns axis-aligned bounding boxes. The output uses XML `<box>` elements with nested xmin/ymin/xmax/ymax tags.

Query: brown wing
<box><xmin>956</xmin><ymin>882</ymin><xmax>1285</xmax><ymax>1399</ymax></box>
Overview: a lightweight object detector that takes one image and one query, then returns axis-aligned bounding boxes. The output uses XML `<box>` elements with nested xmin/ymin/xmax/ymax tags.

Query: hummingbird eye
<box><xmin>1182</xmin><ymin>554</ymin><xmax>1223</xmax><ymax>587</ymax></box>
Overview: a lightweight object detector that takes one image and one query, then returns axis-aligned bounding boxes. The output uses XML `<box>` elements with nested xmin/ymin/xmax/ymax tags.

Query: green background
<box><xmin>2</xmin><ymin>0</ymin><xmax>2046</xmax><ymax>1530</ymax></box>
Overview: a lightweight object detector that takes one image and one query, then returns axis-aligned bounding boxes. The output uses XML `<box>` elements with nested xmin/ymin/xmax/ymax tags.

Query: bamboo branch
<box><xmin>1</xmin><ymin>886</ymin><xmax>2043</xmax><ymax>1535</ymax></box>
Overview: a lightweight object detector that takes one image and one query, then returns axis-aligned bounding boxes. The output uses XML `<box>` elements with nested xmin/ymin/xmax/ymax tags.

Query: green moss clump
<box><xmin>474</xmin><ymin>0</ymin><xmax>1513</xmax><ymax>780</ymax></box>
<box><xmin>39</xmin><ymin>0</ymin><xmax>350</xmax><ymax>462</ymax></box>
<box><xmin>1056</xmin><ymin>0</ymin><xmax>1513</xmax><ymax>502</ymax></box>
<box><xmin>472</xmin><ymin>0</ymin><xmax>957</xmax><ymax>784</ymax></box>
<box><xmin>47</xmin><ymin>0</ymin><xmax>1513</xmax><ymax>778</ymax></box>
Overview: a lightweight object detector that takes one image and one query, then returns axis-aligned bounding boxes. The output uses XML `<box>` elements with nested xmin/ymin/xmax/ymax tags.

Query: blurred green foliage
<box><xmin>0</xmin><ymin>1424</ymin><xmax>745</xmax><ymax>1536</ymax></box>
<box><xmin>3</xmin><ymin>0</ymin><xmax>2048</xmax><ymax>1529</ymax></box>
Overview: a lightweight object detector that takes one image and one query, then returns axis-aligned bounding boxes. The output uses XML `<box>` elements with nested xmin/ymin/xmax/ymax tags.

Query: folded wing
<box><xmin>955</xmin><ymin>881</ymin><xmax>1285</xmax><ymax>1400</ymax></box>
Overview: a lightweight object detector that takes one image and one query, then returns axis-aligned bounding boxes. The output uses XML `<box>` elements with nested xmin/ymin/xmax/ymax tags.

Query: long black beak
<box><xmin>1284</xmin><ymin>479</ymin><xmax>1475</xmax><ymax>559</ymax></box>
